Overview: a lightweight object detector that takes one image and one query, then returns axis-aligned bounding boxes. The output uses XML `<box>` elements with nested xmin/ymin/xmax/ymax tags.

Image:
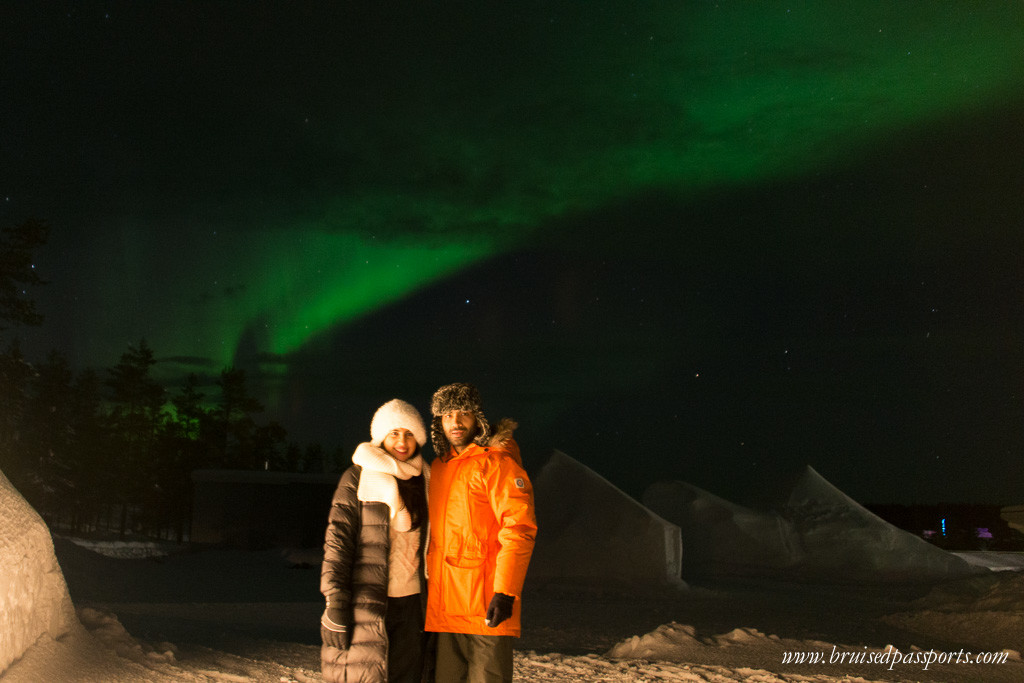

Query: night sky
<box><xmin>3</xmin><ymin>3</ymin><xmax>1023</xmax><ymax>505</ymax></box>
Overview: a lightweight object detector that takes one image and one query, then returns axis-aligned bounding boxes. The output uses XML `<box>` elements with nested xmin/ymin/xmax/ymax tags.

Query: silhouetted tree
<box><xmin>253</xmin><ymin>420</ymin><xmax>289</xmax><ymax>470</ymax></box>
<box><xmin>304</xmin><ymin>442</ymin><xmax>326</xmax><ymax>473</ymax></box>
<box><xmin>68</xmin><ymin>368</ymin><xmax>109</xmax><ymax>531</ymax></box>
<box><xmin>214</xmin><ymin>367</ymin><xmax>263</xmax><ymax>469</ymax></box>
<box><xmin>155</xmin><ymin>373</ymin><xmax>213</xmax><ymax>541</ymax></box>
<box><xmin>104</xmin><ymin>339</ymin><xmax>166</xmax><ymax>537</ymax></box>
<box><xmin>0</xmin><ymin>219</ymin><xmax>47</xmax><ymax>502</ymax></box>
<box><xmin>327</xmin><ymin>445</ymin><xmax>348</xmax><ymax>473</ymax></box>
<box><xmin>0</xmin><ymin>219</ymin><xmax>47</xmax><ymax>332</ymax></box>
<box><xmin>21</xmin><ymin>350</ymin><xmax>76</xmax><ymax>518</ymax></box>
<box><xmin>284</xmin><ymin>442</ymin><xmax>304</xmax><ymax>471</ymax></box>
<box><xmin>0</xmin><ymin>340</ymin><xmax>36</xmax><ymax>488</ymax></box>
<box><xmin>168</xmin><ymin>373</ymin><xmax>205</xmax><ymax>439</ymax></box>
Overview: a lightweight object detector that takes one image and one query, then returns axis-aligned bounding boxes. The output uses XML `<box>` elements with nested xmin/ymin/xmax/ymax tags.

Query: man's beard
<box><xmin>447</xmin><ymin>426</ymin><xmax>477</xmax><ymax>448</ymax></box>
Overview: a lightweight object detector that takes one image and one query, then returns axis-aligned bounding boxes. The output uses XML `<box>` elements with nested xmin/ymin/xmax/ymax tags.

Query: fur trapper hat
<box><xmin>370</xmin><ymin>398</ymin><xmax>427</xmax><ymax>447</ymax></box>
<box><xmin>430</xmin><ymin>382</ymin><xmax>491</xmax><ymax>455</ymax></box>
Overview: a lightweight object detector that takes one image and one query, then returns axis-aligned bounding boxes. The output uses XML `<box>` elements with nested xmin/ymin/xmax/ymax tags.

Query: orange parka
<box><xmin>424</xmin><ymin>438</ymin><xmax>537</xmax><ymax>637</ymax></box>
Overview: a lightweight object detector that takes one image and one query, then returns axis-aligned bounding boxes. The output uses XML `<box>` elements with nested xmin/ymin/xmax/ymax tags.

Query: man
<box><xmin>425</xmin><ymin>382</ymin><xmax>537</xmax><ymax>682</ymax></box>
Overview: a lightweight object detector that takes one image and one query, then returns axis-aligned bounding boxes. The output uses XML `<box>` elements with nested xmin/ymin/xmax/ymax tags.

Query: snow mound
<box><xmin>605</xmin><ymin>622</ymin><xmax>703</xmax><ymax>660</ymax></box>
<box><xmin>642</xmin><ymin>479</ymin><xmax>802</xmax><ymax>576</ymax></box>
<box><xmin>530</xmin><ymin>450</ymin><xmax>683</xmax><ymax>586</ymax></box>
<box><xmin>0</xmin><ymin>467</ymin><xmax>78</xmax><ymax>676</ymax></box>
<box><xmin>606</xmin><ymin>620</ymin><xmax>862</xmax><ymax>663</ymax></box>
<box><xmin>785</xmin><ymin>467</ymin><xmax>978</xmax><ymax>581</ymax></box>
<box><xmin>644</xmin><ymin>466</ymin><xmax>981</xmax><ymax>583</ymax></box>
<box><xmin>78</xmin><ymin>607</ymin><xmax>178</xmax><ymax>665</ymax></box>
<box><xmin>5</xmin><ymin>606</ymin><xmax>221</xmax><ymax>682</ymax></box>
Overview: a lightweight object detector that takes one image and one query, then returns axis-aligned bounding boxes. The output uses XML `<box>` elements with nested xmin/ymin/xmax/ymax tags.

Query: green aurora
<box><xmin>16</xmin><ymin>2</ymin><xmax>1024</xmax><ymax>393</ymax></box>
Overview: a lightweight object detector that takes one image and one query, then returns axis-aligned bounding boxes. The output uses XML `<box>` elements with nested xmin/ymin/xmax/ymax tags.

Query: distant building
<box><xmin>868</xmin><ymin>502</ymin><xmax>1023</xmax><ymax>551</ymax></box>
<box><xmin>191</xmin><ymin>469</ymin><xmax>339</xmax><ymax>549</ymax></box>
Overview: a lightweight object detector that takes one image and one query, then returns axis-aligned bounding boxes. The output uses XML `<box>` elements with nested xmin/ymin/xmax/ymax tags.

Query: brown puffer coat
<box><xmin>320</xmin><ymin>465</ymin><xmax>427</xmax><ymax>683</ymax></box>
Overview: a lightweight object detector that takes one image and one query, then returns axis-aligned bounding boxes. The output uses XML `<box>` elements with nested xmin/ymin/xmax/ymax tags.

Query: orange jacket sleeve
<box><xmin>483</xmin><ymin>441</ymin><xmax>537</xmax><ymax>598</ymax></box>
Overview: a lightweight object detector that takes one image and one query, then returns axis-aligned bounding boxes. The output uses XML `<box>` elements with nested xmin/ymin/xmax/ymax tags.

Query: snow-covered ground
<box><xmin>1</xmin><ymin>536</ymin><xmax>1021</xmax><ymax>682</ymax></box>
<box><xmin>4</xmin><ymin>463</ymin><xmax>1024</xmax><ymax>683</ymax></box>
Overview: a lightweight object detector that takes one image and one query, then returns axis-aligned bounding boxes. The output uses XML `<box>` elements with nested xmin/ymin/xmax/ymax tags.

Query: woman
<box><xmin>320</xmin><ymin>398</ymin><xmax>430</xmax><ymax>683</ymax></box>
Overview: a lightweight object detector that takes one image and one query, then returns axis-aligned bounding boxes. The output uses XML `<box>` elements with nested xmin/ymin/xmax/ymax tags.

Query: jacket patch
<box><xmin>513</xmin><ymin>478</ymin><xmax>525</xmax><ymax>489</ymax></box>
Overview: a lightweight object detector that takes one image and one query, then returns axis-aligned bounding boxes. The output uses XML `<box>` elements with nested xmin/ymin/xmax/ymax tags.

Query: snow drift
<box><xmin>530</xmin><ymin>450</ymin><xmax>683</xmax><ymax>586</ymax></box>
<box><xmin>644</xmin><ymin>466</ymin><xmax>981</xmax><ymax>582</ymax></box>
<box><xmin>0</xmin><ymin>467</ymin><xmax>78</xmax><ymax>675</ymax></box>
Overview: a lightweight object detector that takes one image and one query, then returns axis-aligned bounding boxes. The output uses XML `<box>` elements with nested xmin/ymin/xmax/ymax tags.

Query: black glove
<box><xmin>485</xmin><ymin>592</ymin><xmax>515</xmax><ymax>628</ymax></box>
<box><xmin>321</xmin><ymin>607</ymin><xmax>351</xmax><ymax>649</ymax></box>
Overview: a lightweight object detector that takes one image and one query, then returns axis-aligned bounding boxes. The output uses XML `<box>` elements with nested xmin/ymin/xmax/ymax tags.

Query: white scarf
<box><xmin>352</xmin><ymin>442</ymin><xmax>427</xmax><ymax>532</ymax></box>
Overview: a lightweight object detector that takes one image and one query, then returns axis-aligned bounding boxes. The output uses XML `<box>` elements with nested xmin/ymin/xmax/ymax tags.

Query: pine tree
<box><xmin>214</xmin><ymin>367</ymin><xmax>264</xmax><ymax>469</ymax></box>
<box><xmin>157</xmin><ymin>373</ymin><xmax>212</xmax><ymax>541</ymax></box>
<box><xmin>170</xmin><ymin>373</ymin><xmax>207</xmax><ymax>441</ymax></box>
<box><xmin>22</xmin><ymin>350</ymin><xmax>76</xmax><ymax>521</ymax></box>
<box><xmin>68</xmin><ymin>368</ymin><xmax>108</xmax><ymax>532</ymax></box>
<box><xmin>104</xmin><ymin>339</ymin><xmax>166</xmax><ymax>537</ymax></box>
<box><xmin>0</xmin><ymin>340</ymin><xmax>37</xmax><ymax>489</ymax></box>
<box><xmin>0</xmin><ymin>219</ymin><xmax>47</xmax><ymax>487</ymax></box>
<box><xmin>252</xmin><ymin>421</ymin><xmax>288</xmax><ymax>471</ymax></box>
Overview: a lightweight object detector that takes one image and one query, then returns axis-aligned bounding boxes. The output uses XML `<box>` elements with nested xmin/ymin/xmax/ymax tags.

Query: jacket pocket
<box><xmin>442</xmin><ymin>555</ymin><xmax>486</xmax><ymax>617</ymax></box>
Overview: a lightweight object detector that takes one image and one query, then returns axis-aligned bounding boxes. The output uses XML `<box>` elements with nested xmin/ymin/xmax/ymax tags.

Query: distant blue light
<box><xmin>941</xmin><ymin>518</ymin><xmax>947</xmax><ymax>536</ymax></box>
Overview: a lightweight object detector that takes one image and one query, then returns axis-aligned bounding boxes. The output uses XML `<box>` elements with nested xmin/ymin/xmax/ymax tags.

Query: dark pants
<box><xmin>434</xmin><ymin>632</ymin><xmax>513</xmax><ymax>683</ymax></box>
<box><xmin>386</xmin><ymin>595</ymin><xmax>426</xmax><ymax>683</ymax></box>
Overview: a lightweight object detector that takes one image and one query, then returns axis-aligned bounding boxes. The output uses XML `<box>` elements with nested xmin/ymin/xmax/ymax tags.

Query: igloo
<box><xmin>0</xmin><ymin>468</ymin><xmax>78</xmax><ymax>675</ymax></box>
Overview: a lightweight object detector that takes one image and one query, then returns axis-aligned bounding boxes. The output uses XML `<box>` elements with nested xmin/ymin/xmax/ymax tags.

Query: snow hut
<box><xmin>0</xmin><ymin>468</ymin><xmax>78</xmax><ymax>676</ymax></box>
<box><xmin>530</xmin><ymin>450</ymin><xmax>683</xmax><ymax>586</ymax></box>
<box><xmin>642</xmin><ymin>479</ymin><xmax>803</xmax><ymax>578</ymax></box>
<box><xmin>644</xmin><ymin>466</ymin><xmax>981</xmax><ymax>583</ymax></box>
<box><xmin>785</xmin><ymin>466</ymin><xmax>981</xmax><ymax>582</ymax></box>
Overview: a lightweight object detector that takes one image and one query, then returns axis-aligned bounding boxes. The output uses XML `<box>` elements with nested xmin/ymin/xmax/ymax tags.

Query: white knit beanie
<box><xmin>369</xmin><ymin>399</ymin><xmax>427</xmax><ymax>447</ymax></box>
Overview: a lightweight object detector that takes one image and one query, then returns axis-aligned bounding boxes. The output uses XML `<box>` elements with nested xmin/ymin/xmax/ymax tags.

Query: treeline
<box><xmin>0</xmin><ymin>219</ymin><xmax>343</xmax><ymax>541</ymax></box>
<box><xmin>0</xmin><ymin>338</ymin><xmax>337</xmax><ymax>541</ymax></box>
